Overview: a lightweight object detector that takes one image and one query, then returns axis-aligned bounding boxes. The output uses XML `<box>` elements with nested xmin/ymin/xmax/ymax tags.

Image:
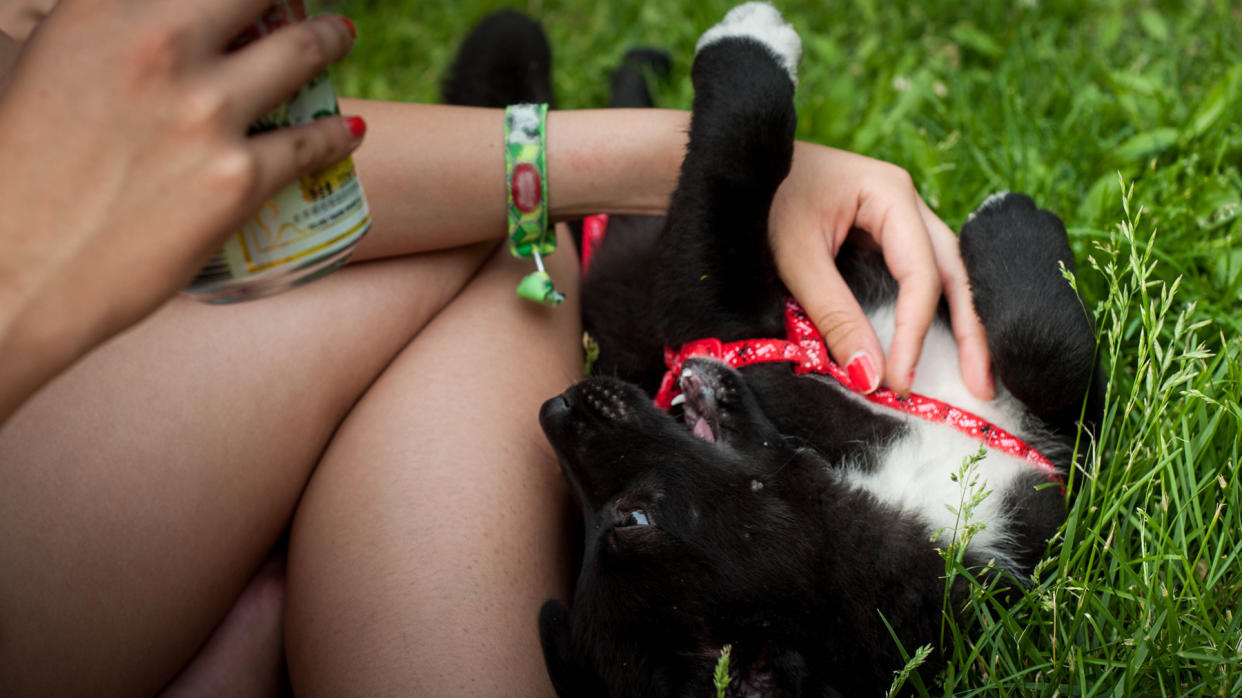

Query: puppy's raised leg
<box><xmin>608</xmin><ymin>48</ymin><xmax>671</xmax><ymax>109</ymax></box>
<box><xmin>657</xmin><ymin>2</ymin><xmax>801</xmax><ymax>347</ymax></box>
<box><xmin>959</xmin><ymin>193</ymin><xmax>1102</xmax><ymax>440</ymax></box>
<box><xmin>440</xmin><ymin>9</ymin><xmax>554</xmax><ymax>107</ymax></box>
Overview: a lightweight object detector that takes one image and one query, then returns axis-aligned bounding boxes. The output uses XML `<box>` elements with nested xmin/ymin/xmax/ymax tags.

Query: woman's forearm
<box><xmin>341</xmin><ymin>99</ymin><xmax>689</xmax><ymax>261</ymax></box>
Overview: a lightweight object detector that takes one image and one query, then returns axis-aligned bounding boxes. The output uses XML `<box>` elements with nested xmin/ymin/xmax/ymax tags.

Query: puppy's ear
<box><xmin>539</xmin><ymin>600</ymin><xmax>600</xmax><ymax>696</ymax></box>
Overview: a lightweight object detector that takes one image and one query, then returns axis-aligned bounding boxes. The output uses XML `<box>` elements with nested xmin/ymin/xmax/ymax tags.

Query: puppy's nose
<box><xmin>539</xmin><ymin>394</ymin><xmax>571</xmax><ymax>428</ymax></box>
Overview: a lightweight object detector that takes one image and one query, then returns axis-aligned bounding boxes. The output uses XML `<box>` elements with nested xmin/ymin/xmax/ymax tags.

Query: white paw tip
<box><xmin>966</xmin><ymin>191</ymin><xmax>1012</xmax><ymax>222</ymax></box>
<box><xmin>695</xmin><ymin>2</ymin><xmax>802</xmax><ymax>85</ymax></box>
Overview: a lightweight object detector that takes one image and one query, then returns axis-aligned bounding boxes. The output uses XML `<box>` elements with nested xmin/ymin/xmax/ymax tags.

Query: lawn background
<box><xmin>326</xmin><ymin>0</ymin><xmax>1242</xmax><ymax>695</ymax></box>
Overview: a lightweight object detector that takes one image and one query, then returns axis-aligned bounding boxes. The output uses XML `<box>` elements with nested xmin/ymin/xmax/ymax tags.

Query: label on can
<box><xmin>185</xmin><ymin>0</ymin><xmax>370</xmax><ymax>299</ymax></box>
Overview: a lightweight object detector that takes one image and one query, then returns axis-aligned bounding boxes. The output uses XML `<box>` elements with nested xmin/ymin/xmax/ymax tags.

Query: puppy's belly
<box><xmin>868</xmin><ymin>305</ymin><xmax>1026</xmax><ymax>430</ymax></box>
<box><xmin>840</xmin><ymin>424</ymin><xmax>1028</xmax><ymax>573</ymax></box>
<box><xmin>837</xmin><ymin>306</ymin><xmax>1036</xmax><ymax>572</ymax></box>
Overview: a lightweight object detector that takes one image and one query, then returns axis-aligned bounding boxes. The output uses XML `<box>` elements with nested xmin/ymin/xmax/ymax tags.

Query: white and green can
<box><xmin>184</xmin><ymin>0</ymin><xmax>371</xmax><ymax>303</ymax></box>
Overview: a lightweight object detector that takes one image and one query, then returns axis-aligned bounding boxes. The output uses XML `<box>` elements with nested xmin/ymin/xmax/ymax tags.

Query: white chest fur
<box><xmin>834</xmin><ymin>307</ymin><xmax>1036</xmax><ymax>573</ymax></box>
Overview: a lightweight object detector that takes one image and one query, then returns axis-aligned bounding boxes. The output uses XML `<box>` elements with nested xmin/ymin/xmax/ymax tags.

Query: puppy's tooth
<box><xmin>671</xmin><ymin>394</ymin><xmax>686</xmax><ymax>407</ymax></box>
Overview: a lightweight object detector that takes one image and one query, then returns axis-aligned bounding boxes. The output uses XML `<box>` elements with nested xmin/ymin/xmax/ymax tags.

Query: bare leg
<box><xmin>0</xmin><ymin>244</ymin><xmax>490</xmax><ymax>697</ymax></box>
<box><xmin>285</xmin><ymin>226</ymin><xmax>581</xmax><ymax>697</ymax></box>
<box><xmin>156</xmin><ymin>555</ymin><xmax>287</xmax><ymax>698</ymax></box>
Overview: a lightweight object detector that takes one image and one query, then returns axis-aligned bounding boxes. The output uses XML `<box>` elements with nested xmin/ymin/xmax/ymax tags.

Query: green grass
<box><xmin>326</xmin><ymin>0</ymin><xmax>1242</xmax><ymax>694</ymax></box>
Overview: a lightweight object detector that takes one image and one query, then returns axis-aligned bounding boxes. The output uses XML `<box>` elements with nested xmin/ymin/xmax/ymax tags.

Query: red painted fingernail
<box><xmin>341</xmin><ymin>16</ymin><xmax>357</xmax><ymax>39</ymax></box>
<box><xmin>847</xmin><ymin>352</ymin><xmax>879</xmax><ymax>394</ymax></box>
<box><xmin>345</xmin><ymin>115</ymin><xmax>366</xmax><ymax>139</ymax></box>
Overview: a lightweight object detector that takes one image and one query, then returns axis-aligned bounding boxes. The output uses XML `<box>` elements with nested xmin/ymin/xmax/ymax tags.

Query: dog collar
<box><xmin>576</xmin><ymin>214</ymin><xmax>1061</xmax><ymax>490</ymax></box>
<box><xmin>655</xmin><ymin>297</ymin><xmax>1064</xmax><ymax>489</ymax></box>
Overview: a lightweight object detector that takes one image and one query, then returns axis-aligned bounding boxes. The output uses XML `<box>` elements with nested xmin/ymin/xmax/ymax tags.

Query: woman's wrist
<box><xmin>0</xmin><ymin>273</ymin><xmax>94</xmax><ymax>424</ymax></box>
<box><xmin>341</xmin><ymin>100</ymin><xmax>689</xmax><ymax>260</ymax></box>
<box><xmin>546</xmin><ymin>108</ymin><xmax>688</xmax><ymax>220</ymax></box>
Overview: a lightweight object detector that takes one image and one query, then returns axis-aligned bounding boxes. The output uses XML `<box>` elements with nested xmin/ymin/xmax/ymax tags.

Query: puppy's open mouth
<box><xmin>670</xmin><ymin>362</ymin><xmax>724</xmax><ymax>443</ymax></box>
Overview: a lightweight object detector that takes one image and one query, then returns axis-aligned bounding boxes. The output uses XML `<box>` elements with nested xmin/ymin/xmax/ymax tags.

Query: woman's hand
<box><xmin>770</xmin><ymin>142</ymin><xmax>993</xmax><ymax>400</ymax></box>
<box><xmin>0</xmin><ymin>0</ymin><xmax>363</xmax><ymax>421</ymax></box>
<box><xmin>0</xmin><ymin>0</ymin><xmax>58</xmax><ymax>42</ymax></box>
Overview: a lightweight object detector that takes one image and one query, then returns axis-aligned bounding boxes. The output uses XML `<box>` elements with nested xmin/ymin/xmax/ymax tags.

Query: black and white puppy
<box><xmin>533</xmin><ymin>3</ymin><xmax>1101</xmax><ymax>696</ymax></box>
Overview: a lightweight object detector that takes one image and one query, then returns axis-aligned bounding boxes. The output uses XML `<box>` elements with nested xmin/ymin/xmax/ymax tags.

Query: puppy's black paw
<box><xmin>694</xmin><ymin>1</ymin><xmax>802</xmax><ymax>86</ymax></box>
<box><xmin>609</xmin><ymin>48</ymin><xmax>672</xmax><ymax>108</ymax></box>
<box><xmin>958</xmin><ymin>192</ymin><xmax>1097</xmax><ymax>434</ymax></box>
<box><xmin>441</xmin><ymin>9</ymin><xmax>554</xmax><ymax>108</ymax></box>
<box><xmin>961</xmin><ymin>192</ymin><xmax>1075</xmax><ymax>272</ymax></box>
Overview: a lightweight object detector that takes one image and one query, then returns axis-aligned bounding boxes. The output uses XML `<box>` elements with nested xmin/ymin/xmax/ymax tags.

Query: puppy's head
<box><xmin>538</xmin><ymin>359</ymin><xmax>832</xmax><ymax>697</ymax></box>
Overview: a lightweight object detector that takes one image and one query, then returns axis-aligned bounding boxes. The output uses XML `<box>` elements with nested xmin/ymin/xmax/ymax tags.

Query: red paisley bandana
<box><xmin>655</xmin><ymin>297</ymin><xmax>1064</xmax><ymax>490</ymax></box>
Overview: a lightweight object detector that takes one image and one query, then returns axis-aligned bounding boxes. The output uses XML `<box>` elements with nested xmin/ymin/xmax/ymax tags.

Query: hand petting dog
<box><xmin>770</xmin><ymin>144</ymin><xmax>994</xmax><ymax>400</ymax></box>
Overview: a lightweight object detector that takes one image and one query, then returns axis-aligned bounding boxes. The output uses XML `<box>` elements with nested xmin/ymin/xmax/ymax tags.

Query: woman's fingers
<box><xmin>917</xmin><ymin>197</ymin><xmax>994</xmax><ymax>400</ymax></box>
<box><xmin>195</xmin><ymin>0</ymin><xmax>293</xmax><ymax>49</ymax></box>
<box><xmin>855</xmin><ymin>178</ymin><xmax>941</xmax><ymax>396</ymax></box>
<box><xmin>769</xmin><ymin>145</ymin><xmax>991</xmax><ymax>400</ymax></box>
<box><xmin>214</xmin><ymin>14</ymin><xmax>355</xmax><ymax>127</ymax></box>
<box><xmin>0</xmin><ymin>0</ymin><xmax>57</xmax><ymax>40</ymax></box>
<box><xmin>214</xmin><ymin>9</ymin><xmax>362</xmax><ymax>207</ymax></box>
<box><xmin>884</xmin><ymin>259</ymin><xmax>939</xmax><ymax>396</ymax></box>
<box><xmin>772</xmin><ymin>218</ymin><xmax>887</xmax><ymax>394</ymax></box>
<box><xmin>243</xmin><ymin>114</ymin><xmax>365</xmax><ymax>209</ymax></box>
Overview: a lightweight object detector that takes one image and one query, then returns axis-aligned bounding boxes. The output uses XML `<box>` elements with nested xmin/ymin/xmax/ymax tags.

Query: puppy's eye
<box><xmin>620</xmin><ymin>508</ymin><xmax>651</xmax><ymax>527</ymax></box>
